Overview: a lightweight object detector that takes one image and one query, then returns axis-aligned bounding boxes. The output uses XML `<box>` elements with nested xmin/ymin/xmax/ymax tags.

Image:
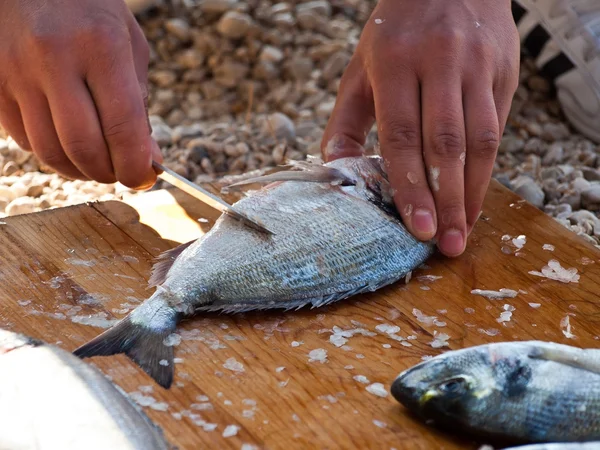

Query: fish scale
<box><xmin>74</xmin><ymin>156</ymin><xmax>435</xmax><ymax>388</ymax></box>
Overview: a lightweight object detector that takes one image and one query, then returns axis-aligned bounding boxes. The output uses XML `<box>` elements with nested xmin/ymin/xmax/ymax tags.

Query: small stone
<box><xmin>583</xmin><ymin>168</ymin><xmax>600</xmax><ymax>182</ymax></box>
<box><xmin>216</xmin><ymin>11</ymin><xmax>253</xmax><ymax>39</ymax></box>
<box><xmin>150</xmin><ymin>70</ymin><xmax>177</xmax><ymax>88</ymax></box>
<box><xmin>542</xmin><ymin>122</ymin><xmax>570</xmax><ymax>141</ymax></box>
<box><xmin>582</xmin><ymin>185</ymin><xmax>600</xmax><ymax>210</ymax></box>
<box><xmin>513</xmin><ymin>176</ymin><xmax>545</xmax><ymax>208</ymax></box>
<box><xmin>322</xmin><ymin>51</ymin><xmax>350</xmax><ymax>81</ymax></box>
<box><xmin>259</xmin><ymin>45</ymin><xmax>284</xmax><ymax>63</ymax></box>
<box><xmin>10</xmin><ymin>182</ymin><xmax>27</xmax><ymax>198</ymax></box>
<box><xmin>176</xmin><ymin>49</ymin><xmax>205</xmax><ymax>69</ymax></box>
<box><xmin>296</xmin><ymin>1</ymin><xmax>332</xmax><ymax>17</ymax></box>
<box><xmin>0</xmin><ymin>186</ymin><xmax>15</xmax><ymax>202</ymax></box>
<box><xmin>542</xmin><ymin>143</ymin><xmax>564</xmax><ymax>165</ymax></box>
<box><xmin>164</xmin><ymin>18</ymin><xmax>192</xmax><ymax>41</ymax></box>
<box><xmin>285</xmin><ymin>56</ymin><xmax>314</xmax><ymax>80</ymax></box>
<box><xmin>499</xmin><ymin>136</ymin><xmax>524</xmax><ymax>153</ymax></box>
<box><xmin>200</xmin><ymin>0</ymin><xmax>238</xmax><ymax>14</ymax></box>
<box><xmin>6</xmin><ymin>197</ymin><xmax>36</xmax><ymax>216</ymax></box>
<box><xmin>3</xmin><ymin>161</ymin><xmax>18</xmax><ymax>176</ymax></box>
<box><xmin>26</xmin><ymin>185</ymin><xmax>44</xmax><ymax>198</ymax></box>
<box><xmin>214</xmin><ymin>60</ymin><xmax>250</xmax><ymax>87</ymax></box>
<box><xmin>149</xmin><ymin>116</ymin><xmax>173</xmax><ymax>147</ymax></box>
<box><xmin>265</xmin><ymin>112</ymin><xmax>295</xmax><ymax>143</ymax></box>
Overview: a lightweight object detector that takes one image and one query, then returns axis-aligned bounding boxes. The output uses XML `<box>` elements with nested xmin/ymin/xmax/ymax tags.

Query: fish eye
<box><xmin>438</xmin><ymin>377</ymin><xmax>468</xmax><ymax>396</ymax></box>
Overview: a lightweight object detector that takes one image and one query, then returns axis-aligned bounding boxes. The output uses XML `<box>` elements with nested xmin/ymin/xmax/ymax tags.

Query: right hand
<box><xmin>0</xmin><ymin>0</ymin><xmax>162</xmax><ymax>189</ymax></box>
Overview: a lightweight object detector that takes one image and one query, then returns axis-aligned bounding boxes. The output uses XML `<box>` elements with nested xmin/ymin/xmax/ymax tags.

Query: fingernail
<box><xmin>412</xmin><ymin>209</ymin><xmax>435</xmax><ymax>235</ymax></box>
<box><xmin>439</xmin><ymin>229</ymin><xmax>465</xmax><ymax>256</ymax></box>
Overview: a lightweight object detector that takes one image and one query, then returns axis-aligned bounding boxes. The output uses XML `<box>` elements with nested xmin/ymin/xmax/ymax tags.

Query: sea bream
<box><xmin>0</xmin><ymin>328</ymin><xmax>170</xmax><ymax>450</ymax></box>
<box><xmin>73</xmin><ymin>155</ymin><xmax>435</xmax><ymax>388</ymax></box>
<box><xmin>391</xmin><ymin>340</ymin><xmax>600</xmax><ymax>446</ymax></box>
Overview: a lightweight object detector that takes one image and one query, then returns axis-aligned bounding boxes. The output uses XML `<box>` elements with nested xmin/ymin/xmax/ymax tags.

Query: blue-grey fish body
<box><xmin>391</xmin><ymin>341</ymin><xmax>600</xmax><ymax>445</ymax></box>
<box><xmin>0</xmin><ymin>329</ymin><xmax>169</xmax><ymax>450</ymax></box>
<box><xmin>74</xmin><ymin>156</ymin><xmax>435</xmax><ymax>388</ymax></box>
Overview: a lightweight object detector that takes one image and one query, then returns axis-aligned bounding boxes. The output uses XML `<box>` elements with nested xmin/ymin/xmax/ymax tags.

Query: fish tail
<box><xmin>73</xmin><ymin>295</ymin><xmax>178</xmax><ymax>389</ymax></box>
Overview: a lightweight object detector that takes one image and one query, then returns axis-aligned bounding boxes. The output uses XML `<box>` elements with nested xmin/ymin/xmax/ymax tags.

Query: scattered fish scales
<box><xmin>543</xmin><ymin>244</ymin><xmax>555</xmax><ymax>251</ymax></box>
<box><xmin>471</xmin><ymin>289</ymin><xmax>518</xmax><ymax>299</ymax></box>
<box><xmin>512</xmin><ymin>235</ymin><xmax>526</xmax><ymax>249</ymax></box>
<box><xmin>373</xmin><ymin>420</ymin><xmax>387</xmax><ymax>428</ymax></box>
<box><xmin>497</xmin><ymin>311</ymin><xmax>513</xmax><ymax>323</ymax></box>
<box><xmin>478</xmin><ymin>328</ymin><xmax>500</xmax><ymax>336</ymax></box>
<box><xmin>353</xmin><ymin>375</ymin><xmax>370</xmax><ymax>384</ymax></box>
<box><xmin>328</xmin><ymin>326</ymin><xmax>376</xmax><ymax>348</ymax></box>
<box><xmin>529</xmin><ymin>259</ymin><xmax>580</xmax><ymax>283</ymax></box>
<box><xmin>413</xmin><ymin>308</ymin><xmax>445</xmax><ymax>327</ymax></box>
<box><xmin>291</xmin><ymin>341</ymin><xmax>303</xmax><ymax>347</ymax></box>
<box><xmin>417</xmin><ymin>275</ymin><xmax>443</xmax><ymax>282</ymax></box>
<box><xmin>223</xmin><ymin>357</ymin><xmax>245</xmax><ymax>372</ymax></box>
<box><xmin>375</xmin><ymin>324</ymin><xmax>400</xmax><ymax>334</ymax></box>
<box><xmin>429</xmin><ymin>331</ymin><xmax>450</xmax><ymax>348</ymax></box>
<box><xmin>222</xmin><ymin>425</ymin><xmax>240</xmax><ymax>438</ymax></box>
<box><xmin>529</xmin><ymin>303</ymin><xmax>541</xmax><ymax>308</ymax></box>
<box><xmin>308</xmin><ymin>348</ymin><xmax>328</xmax><ymax>363</ymax></box>
<box><xmin>561</xmin><ymin>315</ymin><xmax>576</xmax><ymax>339</ymax></box>
<box><xmin>366</xmin><ymin>382</ymin><xmax>388</xmax><ymax>398</ymax></box>
<box><xmin>163</xmin><ymin>333</ymin><xmax>181</xmax><ymax>347</ymax></box>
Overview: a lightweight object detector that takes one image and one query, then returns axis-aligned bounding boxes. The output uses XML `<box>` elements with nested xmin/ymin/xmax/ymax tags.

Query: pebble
<box><xmin>513</xmin><ymin>176</ymin><xmax>545</xmax><ymax>209</ymax></box>
<box><xmin>265</xmin><ymin>112</ymin><xmax>296</xmax><ymax>143</ymax></box>
<box><xmin>216</xmin><ymin>11</ymin><xmax>253</xmax><ymax>39</ymax></box>
<box><xmin>6</xmin><ymin>197</ymin><xmax>36</xmax><ymax>216</ymax></box>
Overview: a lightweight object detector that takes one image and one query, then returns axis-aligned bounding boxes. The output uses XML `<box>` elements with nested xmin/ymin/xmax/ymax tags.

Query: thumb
<box><xmin>321</xmin><ymin>57</ymin><xmax>375</xmax><ymax>162</ymax></box>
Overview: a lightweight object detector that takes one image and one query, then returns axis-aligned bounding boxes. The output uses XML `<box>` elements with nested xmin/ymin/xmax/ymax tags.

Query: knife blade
<box><xmin>152</xmin><ymin>161</ymin><xmax>274</xmax><ymax>235</ymax></box>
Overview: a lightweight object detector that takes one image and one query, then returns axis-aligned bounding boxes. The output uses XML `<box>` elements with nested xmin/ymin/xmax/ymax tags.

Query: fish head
<box><xmin>326</xmin><ymin>156</ymin><xmax>395</xmax><ymax>208</ymax></box>
<box><xmin>391</xmin><ymin>342</ymin><xmax>541</xmax><ymax>436</ymax></box>
<box><xmin>391</xmin><ymin>345</ymin><xmax>505</xmax><ymax>429</ymax></box>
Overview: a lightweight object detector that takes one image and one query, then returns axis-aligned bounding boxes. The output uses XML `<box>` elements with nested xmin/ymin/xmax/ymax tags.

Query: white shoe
<box><xmin>512</xmin><ymin>0</ymin><xmax>600</xmax><ymax>143</ymax></box>
<box><xmin>124</xmin><ymin>0</ymin><xmax>158</xmax><ymax>14</ymax></box>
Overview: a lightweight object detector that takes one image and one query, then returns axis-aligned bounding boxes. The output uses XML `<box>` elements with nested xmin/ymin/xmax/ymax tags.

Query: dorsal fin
<box><xmin>148</xmin><ymin>241</ymin><xmax>195</xmax><ymax>287</ymax></box>
<box><xmin>226</xmin><ymin>163</ymin><xmax>355</xmax><ymax>188</ymax></box>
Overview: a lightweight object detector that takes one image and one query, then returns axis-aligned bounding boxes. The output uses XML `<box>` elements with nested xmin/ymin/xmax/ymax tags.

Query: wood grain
<box><xmin>0</xmin><ymin>179</ymin><xmax>598</xmax><ymax>450</ymax></box>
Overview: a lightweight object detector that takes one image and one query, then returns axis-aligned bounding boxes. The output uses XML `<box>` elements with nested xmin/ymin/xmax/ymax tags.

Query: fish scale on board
<box><xmin>73</xmin><ymin>155</ymin><xmax>435</xmax><ymax>388</ymax></box>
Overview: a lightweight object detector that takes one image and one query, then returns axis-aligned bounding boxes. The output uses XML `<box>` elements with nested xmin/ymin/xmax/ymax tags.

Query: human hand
<box><xmin>0</xmin><ymin>0</ymin><xmax>162</xmax><ymax>189</ymax></box>
<box><xmin>321</xmin><ymin>0</ymin><xmax>520</xmax><ymax>257</ymax></box>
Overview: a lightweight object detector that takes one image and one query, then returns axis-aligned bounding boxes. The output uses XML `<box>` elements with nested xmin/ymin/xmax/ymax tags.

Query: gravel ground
<box><xmin>0</xmin><ymin>0</ymin><xmax>598</xmax><ymax>248</ymax></box>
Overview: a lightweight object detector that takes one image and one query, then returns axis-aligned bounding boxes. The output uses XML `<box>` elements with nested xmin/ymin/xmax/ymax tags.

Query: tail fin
<box><xmin>73</xmin><ymin>301</ymin><xmax>178</xmax><ymax>389</ymax></box>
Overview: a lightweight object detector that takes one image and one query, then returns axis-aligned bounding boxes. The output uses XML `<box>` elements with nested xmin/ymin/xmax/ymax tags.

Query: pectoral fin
<box><xmin>528</xmin><ymin>342</ymin><xmax>600</xmax><ymax>375</ymax></box>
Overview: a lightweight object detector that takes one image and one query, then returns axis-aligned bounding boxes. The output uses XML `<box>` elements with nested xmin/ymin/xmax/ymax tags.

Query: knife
<box><xmin>152</xmin><ymin>161</ymin><xmax>274</xmax><ymax>235</ymax></box>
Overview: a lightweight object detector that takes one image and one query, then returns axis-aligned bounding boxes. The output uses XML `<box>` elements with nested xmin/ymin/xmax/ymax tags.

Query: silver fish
<box><xmin>74</xmin><ymin>155</ymin><xmax>435</xmax><ymax>388</ymax></box>
<box><xmin>391</xmin><ymin>341</ymin><xmax>600</xmax><ymax>446</ymax></box>
<box><xmin>0</xmin><ymin>328</ymin><xmax>170</xmax><ymax>450</ymax></box>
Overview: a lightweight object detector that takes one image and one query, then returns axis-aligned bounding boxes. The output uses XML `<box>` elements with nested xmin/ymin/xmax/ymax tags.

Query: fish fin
<box><xmin>528</xmin><ymin>343</ymin><xmax>600</xmax><ymax>375</ymax></box>
<box><xmin>149</xmin><ymin>241</ymin><xmax>195</xmax><ymax>287</ymax></box>
<box><xmin>73</xmin><ymin>313</ymin><xmax>177</xmax><ymax>389</ymax></box>
<box><xmin>226</xmin><ymin>164</ymin><xmax>354</xmax><ymax>188</ymax></box>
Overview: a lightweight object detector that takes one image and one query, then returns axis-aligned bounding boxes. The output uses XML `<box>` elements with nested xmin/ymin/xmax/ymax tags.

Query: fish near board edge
<box><xmin>0</xmin><ymin>328</ymin><xmax>172</xmax><ymax>450</ymax></box>
<box><xmin>73</xmin><ymin>156</ymin><xmax>436</xmax><ymax>389</ymax></box>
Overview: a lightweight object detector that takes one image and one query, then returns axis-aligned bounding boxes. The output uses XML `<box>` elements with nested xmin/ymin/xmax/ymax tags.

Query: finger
<box><xmin>84</xmin><ymin>30</ymin><xmax>156</xmax><ymax>189</ymax></box>
<box><xmin>421</xmin><ymin>74</ymin><xmax>467</xmax><ymax>257</ymax></box>
<box><xmin>0</xmin><ymin>97</ymin><xmax>32</xmax><ymax>150</ymax></box>
<box><xmin>463</xmin><ymin>82</ymin><xmax>500</xmax><ymax>235</ymax></box>
<box><xmin>321</xmin><ymin>56</ymin><xmax>375</xmax><ymax>161</ymax></box>
<box><xmin>128</xmin><ymin>16</ymin><xmax>153</xmax><ymax>137</ymax></box>
<box><xmin>373</xmin><ymin>67</ymin><xmax>437</xmax><ymax>242</ymax></box>
<box><xmin>18</xmin><ymin>91</ymin><xmax>87</xmax><ymax>180</ymax></box>
<box><xmin>46</xmin><ymin>78</ymin><xmax>116</xmax><ymax>183</ymax></box>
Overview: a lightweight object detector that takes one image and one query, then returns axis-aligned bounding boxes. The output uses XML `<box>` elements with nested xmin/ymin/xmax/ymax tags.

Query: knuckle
<box><xmin>36</xmin><ymin>148</ymin><xmax>68</xmax><ymax>167</ymax></box>
<box><xmin>63</xmin><ymin>139</ymin><xmax>96</xmax><ymax>162</ymax></box>
<box><xmin>439</xmin><ymin>199</ymin><xmax>465</xmax><ymax>227</ymax></box>
<box><xmin>383</xmin><ymin>120</ymin><xmax>421</xmax><ymax>150</ymax></box>
<box><xmin>472</xmin><ymin>128</ymin><xmax>500</xmax><ymax>158</ymax></box>
<box><xmin>430</xmin><ymin>126</ymin><xmax>464</xmax><ymax>159</ymax></box>
<box><xmin>432</xmin><ymin>27</ymin><xmax>466</xmax><ymax>50</ymax></box>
